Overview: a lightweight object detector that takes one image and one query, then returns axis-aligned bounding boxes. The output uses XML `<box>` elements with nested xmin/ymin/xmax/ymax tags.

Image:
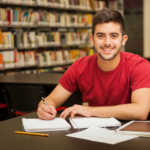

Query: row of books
<box><xmin>0</xmin><ymin>0</ymin><xmax>106</xmax><ymax>11</ymax></box>
<box><xmin>0</xmin><ymin>48</ymin><xmax>94</xmax><ymax>69</ymax></box>
<box><xmin>36</xmin><ymin>49</ymin><xmax>87</xmax><ymax>66</ymax></box>
<box><xmin>0</xmin><ymin>50</ymin><xmax>36</xmax><ymax>68</ymax></box>
<box><xmin>0</xmin><ymin>29</ymin><xmax>91</xmax><ymax>49</ymax></box>
<box><xmin>0</xmin><ymin>7</ymin><xmax>93</xmax><ymax>27</ymax></box>
<box><xmin>37</xmin><ymin>0</ymin><xmax>106</xmax><ymax>11</ymax></box>
<box><xmin>109</xmin><ymin>0</ymin><xmax>123</xmax><ymax>15</ymax></box>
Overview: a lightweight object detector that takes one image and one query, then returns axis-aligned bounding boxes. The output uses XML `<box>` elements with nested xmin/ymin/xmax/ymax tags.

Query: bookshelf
<box><xmin>0</xmin><ymin>0</ymin><xmax>124</xmax><ymax>75</ymax></box>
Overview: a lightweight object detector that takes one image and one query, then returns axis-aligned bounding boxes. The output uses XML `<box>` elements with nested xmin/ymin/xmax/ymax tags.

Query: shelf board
<box><xmin>0</xmin><ymin>63</ymin><xmax>73</xmax><ymax>71</ymax></box>
<box><xmin>0</xmin><ymin>25</ymin><xmax>37</xmax><ymax>28</ymax></box>
<box><xmin>0</xmin><ymin>47</ymin><xmax>38</xmax><ymax>51</ymax></box>
<box><xmin>0</xmin><ymin>25</ymin><xmax>91</xmax><ymax>29</ymax></box>
<box><xmin>0</xmin><ymin>65</ymin><xmax>37</xmax><ymax>71</ymax></box>
<box><xmin>0</xmin><ymin>2</ymin><xmax>96</xmax><ymax>13</ymax></box>
<box><xmin>0</xmin><ymin>44</ymin><xmax>92</xmax><ymax>51</ymax></box>
<box><xmin>17</xmin><ymin>47</ymin><xmax>38</xmax><ymax>50</ymax></box>
<box><xmin>36</xmin><ymin>5</ymin><xmax>96</xmax><ymax>13</ymax></box>
<box><xmin>38</xmin><ymin>44</ymin><xmax>89</xmax><ymax>48</ymax></box>
<box><xmin>0</xmin><ymin>2</ymin><xmax>36</xmax><ymax>7</ymax></box>
<box><xmin>0</xmin><ymin>48</ymin><xmax>16</xmax><ymax>51</ymax></box>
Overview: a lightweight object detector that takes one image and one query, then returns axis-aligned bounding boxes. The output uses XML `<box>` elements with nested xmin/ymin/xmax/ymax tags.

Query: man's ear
<box><xmin>89</xmin><ymin>34</ymin><xmax>94</xmax><ymax>46</ymax></box>
<box><xmin>122</xmin><ymin>35</ymin><xmax>128</xmax><ymax>46</ymax></box>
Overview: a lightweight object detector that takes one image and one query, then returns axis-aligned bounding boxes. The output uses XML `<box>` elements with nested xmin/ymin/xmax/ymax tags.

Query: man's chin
<box><xmin>98</xmin><ymin>54</ymin><xmax>116</xmax><ymax>61</ymax></box>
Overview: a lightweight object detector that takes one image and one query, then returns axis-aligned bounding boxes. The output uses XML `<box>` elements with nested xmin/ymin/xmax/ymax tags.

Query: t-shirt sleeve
<box><xmin>59</xmin><ymin>61</ymin><xmax>78</xmax><ymax>93</ymax></box>
<box><xmin>130</xmin><ymin>60</ymin><xmax>150</xmax><ymax>92</ymax></box>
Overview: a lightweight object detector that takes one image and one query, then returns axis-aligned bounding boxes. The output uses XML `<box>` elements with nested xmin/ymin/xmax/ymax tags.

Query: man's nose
<box><xmin>104</xmin><ymin>36</ymin><xmax>111</xmax><ymax>45</ymax></box>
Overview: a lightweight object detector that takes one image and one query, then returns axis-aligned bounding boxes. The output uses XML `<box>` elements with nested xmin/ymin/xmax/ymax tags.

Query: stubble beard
<box><xmin>94</xmin><ymin>44</ymin><xmax>122</xmax><ymax>61</ymax></box>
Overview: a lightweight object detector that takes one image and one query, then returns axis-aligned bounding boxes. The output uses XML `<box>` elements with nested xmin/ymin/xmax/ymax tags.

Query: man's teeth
<box><xmin>103</xmin><ymin>49</ymin><xmax>112</xmax><ymax>51</ymax></box>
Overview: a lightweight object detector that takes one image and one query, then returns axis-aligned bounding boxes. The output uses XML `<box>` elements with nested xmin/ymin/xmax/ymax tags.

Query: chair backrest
<box><xmin>0</xmin><ymin>103</ymin><xmax>7</xmax><ymax>109</ymax></box>
<box><xmin>3</xmin><ymin>85</ymin><xmax>46</xmax><ymax>115</ymax></box>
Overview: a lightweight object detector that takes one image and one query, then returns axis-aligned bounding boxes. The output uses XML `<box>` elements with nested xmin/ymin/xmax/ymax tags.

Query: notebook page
<box><xmin>70</xmin><ymin>117</ymin><xmax>121</xmax><ymax>129</ymax></box>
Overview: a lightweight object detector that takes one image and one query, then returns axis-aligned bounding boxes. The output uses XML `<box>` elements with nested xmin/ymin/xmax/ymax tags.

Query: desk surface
<box><xmin>0</xmin><ymin>73</ymin><xmax>63</xmax><ymax>86</ymax></box>
<box><xmin>0</xmin><ymin>113</ymin><xmax>150</xmax><ymax>150</ymax></box>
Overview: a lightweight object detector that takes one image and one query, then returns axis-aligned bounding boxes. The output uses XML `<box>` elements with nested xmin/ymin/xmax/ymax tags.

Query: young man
<box><xmin>37</xmin><ymin>8</ymin><xmax>150</xmax><ymax>121</ymax></box>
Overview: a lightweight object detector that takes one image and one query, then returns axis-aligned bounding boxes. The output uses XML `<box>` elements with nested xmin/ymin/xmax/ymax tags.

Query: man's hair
<box><xmin>92</xmin><ymin>8</ymin><xmax>125</xmax><ymax>36</ymax></box>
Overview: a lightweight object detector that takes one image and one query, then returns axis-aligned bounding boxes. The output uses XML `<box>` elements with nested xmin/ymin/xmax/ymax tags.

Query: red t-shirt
<box><xmin>59</xmin><ymin>52</ymin><xmax>150</xmax><ymax>106</ymax></box>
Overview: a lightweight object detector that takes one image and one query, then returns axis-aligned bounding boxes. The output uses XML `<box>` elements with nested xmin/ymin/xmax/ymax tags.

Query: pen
<box><xmin>14</xmin><ymin>131</ymin><xmax>49</xmax><ymax>137</ymax></box>
<box><xmin>42</xmin><ymin>97</ymin><xmax>55</xmax><ymax>118</ymax></box>
<box><xmin>42</xmin><ymin>97</ymin><xmax>49</xmax><ymax>108</ymax></box>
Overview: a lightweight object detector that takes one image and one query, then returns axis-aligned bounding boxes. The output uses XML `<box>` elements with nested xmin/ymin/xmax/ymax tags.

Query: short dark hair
<box><xmin>92</xmin><ymin>8</ymin><xmax>125</xmax><ymax>36</ymax></box>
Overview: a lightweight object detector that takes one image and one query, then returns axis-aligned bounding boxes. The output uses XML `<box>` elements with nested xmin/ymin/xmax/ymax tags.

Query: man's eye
<box><xmin>112</xmin><ymin>35</ymin><xmax>117</xmax><ymax>38</ymax></box>
<box><xmin>98</xmin><ymin>35</ymin><xmax>103</xmax><ymax>37</ymax></box>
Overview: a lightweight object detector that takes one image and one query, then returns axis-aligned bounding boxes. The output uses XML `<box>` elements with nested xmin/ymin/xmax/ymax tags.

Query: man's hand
<box><xmin>60</xmin><ymin>105</ymin><xmax>93</xmax><ymax>119</ymax></box>
<box><xmin>37</xmin><ymin>104</ymin><xmax>57</xmax><ymax>120</ymax></box>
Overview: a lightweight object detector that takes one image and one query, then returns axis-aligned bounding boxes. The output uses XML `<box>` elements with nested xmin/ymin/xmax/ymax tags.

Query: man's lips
<box><xmin>101</xmin><ymin>47</ymin><xmax>114</xmax><ymax>53</ymax></box>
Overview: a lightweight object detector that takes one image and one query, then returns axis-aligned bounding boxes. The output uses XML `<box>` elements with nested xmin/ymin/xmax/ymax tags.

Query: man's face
<box><xmin>90</xmin><ymin>22</ymin><xmax>128</xmax><ymax>61</ymax></box>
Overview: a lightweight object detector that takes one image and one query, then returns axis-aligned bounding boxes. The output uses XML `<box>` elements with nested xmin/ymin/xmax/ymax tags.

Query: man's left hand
<box><xmin>59</xmin><ymin>104</ymin><xmax>93</xmax><ymax>119</ymax></box>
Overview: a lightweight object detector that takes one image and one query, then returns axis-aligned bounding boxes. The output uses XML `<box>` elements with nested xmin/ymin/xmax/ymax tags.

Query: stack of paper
<box><xmin>22</xmin><ymin>118</ymin><xmax>71</xmax><ymax>132</ymax></box>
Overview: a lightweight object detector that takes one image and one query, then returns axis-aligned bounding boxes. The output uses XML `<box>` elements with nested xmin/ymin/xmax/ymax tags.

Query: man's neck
<box><xmin>97</xmin><ymin>52</ymin><xmax>121</xmax><ymax>72</ymax></box>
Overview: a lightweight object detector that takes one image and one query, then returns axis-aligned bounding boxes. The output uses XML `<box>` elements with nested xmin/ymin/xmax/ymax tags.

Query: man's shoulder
<box><xmin>121</xmin><ymin>51</ymin><xmax>148</xmax><ymax>64</ymax></box>
<box><xmin>76</xmin><ymin>54</ymin><xmax>97</xmax><ymax>65</ymax></box>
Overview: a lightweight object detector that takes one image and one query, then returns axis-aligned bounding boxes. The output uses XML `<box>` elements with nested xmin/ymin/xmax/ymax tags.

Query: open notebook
<box><xmin>22</xmin><ymin>118</ymin><xmax>71</xmax><ymax>132</ymax></box>
<box><xmin>69</xmin><ymin>116</ymin><xmax>121</xmax><ymax>129</ymax></box>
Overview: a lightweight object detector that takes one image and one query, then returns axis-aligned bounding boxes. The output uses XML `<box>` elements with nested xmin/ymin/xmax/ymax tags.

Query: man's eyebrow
<box><xmin>96</xmin><ymin>32</ymin><xmax>104</xmax><ymax>35</ymax></box>
<box><xmin>96</xmin><ymin>32</ymin><xmax>119</xmax><ymax>35</ymax></box>
<box><xmin>110</xmin><ymin>33</ymin><xmax>119</xmax><ymax>35</ymax></box>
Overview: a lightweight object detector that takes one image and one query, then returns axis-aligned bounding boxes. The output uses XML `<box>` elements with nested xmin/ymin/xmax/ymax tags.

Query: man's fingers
<box><xmin>37</xmin><ymin>104</ymin><xmax>57</xmax><ymax>120</ymax></box>
<box><xmin>60</xmin><ymin>107</ymin><xmax>77</xmax><ymax>119</ymax></box>
<box><xmin>49</xmin><ymin>106</ymin><xmax>57</xmax><ymax>116</ymax></box>
<box><xmin>41</xmin><ymin>104</ymin><xmax>56</xmax><ymax>116</ymax></box>
<box><xmin>60</xmin><ymin>108</ymin><xmax>71</xmax><ymax>118</ymax></box>
<box><xmin>37</xmin><ymin>107</ymin><xmax>54</xmax><ymax>120</ymax></box>
<box><xmin>70</xmin><ymin>110</ymin><xmax>78</xmax><ymax>119</ymax></box>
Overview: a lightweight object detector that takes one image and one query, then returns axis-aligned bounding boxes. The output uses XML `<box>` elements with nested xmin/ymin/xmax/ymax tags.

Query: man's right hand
<box><xmin>37</xmin><ymin>104</ymin><xmax>57</xmax><ymax>120</ymax></box>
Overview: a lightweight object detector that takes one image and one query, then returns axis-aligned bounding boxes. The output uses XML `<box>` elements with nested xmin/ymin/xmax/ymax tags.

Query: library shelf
<box><xmin>0</xmin><ymin>48</ymin><xmax>16</xmax><ymax>51</ymax></box>
<box><xmin>0</xmin><ymin>2</ymin><xmax>97</xmax><ymax>13</ymax></box>
<box><xmin>0</xmin><ymin>63</ymin><xmax>72</xmax><ymax>71</ymax></box>
<box><xmin>0</xmin><ymin>44</ymin><xmax>93</xmax><ymax>51</ymax></box>
<box><xmin>0</xmin><ymin>2</ymin><xmax>36</xmax><ymax>7</ymax></box>
<box><xmin>0</xmin><ymin>25</ymin><xmax>92</xmax><ymax>29</ymax></box>
<box><xmin>0</xmin><ymin>65</ymin><xmax>37</xmax><ymax>71</ymax></box>
<box><xmin>0</xmin><ymin>0</ymin><xmax>123</xmax><ymax>74</ymax></box>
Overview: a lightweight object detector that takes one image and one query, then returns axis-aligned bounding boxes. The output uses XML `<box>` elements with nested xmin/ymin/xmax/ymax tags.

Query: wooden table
<box><xmin>0</xmin><ymin>112</ymin><xmax>150</xmax><ymax>150</ymax></box>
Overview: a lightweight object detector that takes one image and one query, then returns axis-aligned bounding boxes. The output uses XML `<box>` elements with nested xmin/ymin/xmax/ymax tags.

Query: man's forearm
<box><xmin>38</xmin><ymin>97</ymin><xmax>57</xmax><ymax>108</ymax></box>
<box><xmin>91</xmin><ymin>103</ymin><xmax>149</xmax><ymax>120</ymax></box>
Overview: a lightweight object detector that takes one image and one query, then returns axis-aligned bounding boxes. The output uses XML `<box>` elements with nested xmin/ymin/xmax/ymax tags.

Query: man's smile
<box><xmin>101</xmin><ymin>47</ymin><xmax>115</xmax><ymax>53</ymax></box>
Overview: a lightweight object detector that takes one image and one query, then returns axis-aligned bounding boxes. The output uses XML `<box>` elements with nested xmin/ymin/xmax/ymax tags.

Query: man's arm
<box><xmin>60</xmin><ymin>88</ymin><xmax>150</xmax><ymax>120</ymax></box>
<box><xmin>37</xmin><ymin>83</ymin><xmax>72</xmax><ymax>120</ymax></box>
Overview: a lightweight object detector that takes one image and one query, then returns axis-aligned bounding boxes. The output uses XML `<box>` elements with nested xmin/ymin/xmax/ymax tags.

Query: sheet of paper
<box><xmin>66</xmin><ymin>126</ymin><xmax>138</xmax><ymax>145</ymax></box>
